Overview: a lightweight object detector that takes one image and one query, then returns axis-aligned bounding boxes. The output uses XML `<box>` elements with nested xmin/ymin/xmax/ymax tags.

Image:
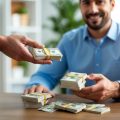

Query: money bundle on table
<box><xmin>28</xmin><ymin>46</ymin><xmax>63</xmax><ymax>61</ymax></box>
<box><xmin>60</xmin><ymin>72</ymin><xmax>87</xmax><ymax>90</ymax></box>
<box><xmin>21</xmin><ymin>92</ymin><xmax>52</xmax><ymax>108</ymax></box>
<box><xmin>83</xmin><ymin>104</ymin><xmax>111</xmax><ymax>114</ymax></box>
<box><xmin>38</xmin><ymin>101</ymin><xmax>110</xmax><ymax>114</ymax></box>
<box><xmin>54</xmin><ymin>101</ymin><xmax>86</xmax><ymax>113</ymax></box>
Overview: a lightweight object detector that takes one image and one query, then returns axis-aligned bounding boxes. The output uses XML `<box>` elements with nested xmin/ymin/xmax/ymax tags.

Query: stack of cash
<box><xmin>83</xmin><ymin>104</ymin><xmax>111</xmax><ymax>114</ymax></box>
<box><xmin>21</xmin><ymin>92</ymin><xmax>52</xmax><ymax>108</ymax></box>
<box><xmin>60</xmin><ymin>72</ymin><xmax>87</xmax><ymax>90</ymax></box>
<box><xmin>54</xmin><ymin>101</ymin><xmax>86</xmax><ymax>113</ymax></box>
<box><xmin>28</xmin><ymin>46</ymin><xmax>63</xmax><ymax>61</ymax></box>
<box><xmin>38</xmin><ymin>101</ymin><xmax>110</xmax><ymax>114</ymax></box>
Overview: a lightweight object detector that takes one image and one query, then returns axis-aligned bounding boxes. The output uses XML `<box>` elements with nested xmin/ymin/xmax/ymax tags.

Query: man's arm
<box><xmin>0</xmin><ymin>35</ymin><xmax>52</xmax><ymax>64</ymax></box>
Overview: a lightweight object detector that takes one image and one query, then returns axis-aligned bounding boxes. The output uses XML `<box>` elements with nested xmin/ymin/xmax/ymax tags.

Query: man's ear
<box><xmin>111</xmin><ymin>0</ymin><xmax>115</xmax><ymax>9</ymax></box>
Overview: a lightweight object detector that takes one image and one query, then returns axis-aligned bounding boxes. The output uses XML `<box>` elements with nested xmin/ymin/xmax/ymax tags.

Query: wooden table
<box><xmin>0</xmin><ymin>93</ymin><xmax>120</xmax><ymax>120</ymax></box>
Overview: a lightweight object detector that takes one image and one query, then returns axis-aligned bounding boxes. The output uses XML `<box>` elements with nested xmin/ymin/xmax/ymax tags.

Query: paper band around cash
<box><xmin>61</xmin><ymin>103</ymin><xmax>73</xmax><ymax>108</ymax></box>
<box><xmin>30</xmin><ymin>93</ymin><xmax>47</xmax><ymax>105</ymax></box>
<box><xmin>43</xmin><ymin>48</ymin><xmax>51</xmax><ymax>59</ymax></box>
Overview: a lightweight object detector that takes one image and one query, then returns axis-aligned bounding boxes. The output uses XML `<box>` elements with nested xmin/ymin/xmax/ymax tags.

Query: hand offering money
<box><xmin>28</xmin><ymin>46</ymin><xmax>63</xmax><ymax>61</ymax></box>
<box><xmin>60</xmin><ymin>72</ymin><xmax>87</xmax><ymax>90</ymax></box>
<box><xmin>21</xmin><ymin>92</ymin><xmax>52</xmax><ymax>108</ymax></box>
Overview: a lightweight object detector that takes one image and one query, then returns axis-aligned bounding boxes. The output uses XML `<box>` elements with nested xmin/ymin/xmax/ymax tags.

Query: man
<box><xmin>0</xmin><ymin>34</ymin><xmax>51</xmax><ymax>64</ymax></box>
<box><xmin>24</xmin><ymin>0</ymin><xmax>120</xmax><ymax>102</ymax></box>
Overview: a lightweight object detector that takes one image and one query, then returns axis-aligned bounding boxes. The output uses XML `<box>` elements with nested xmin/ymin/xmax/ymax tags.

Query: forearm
<box><xmin>26</xmin><ymin>72</ymin><xmax>56</xmax><ymax>90</ymax></box>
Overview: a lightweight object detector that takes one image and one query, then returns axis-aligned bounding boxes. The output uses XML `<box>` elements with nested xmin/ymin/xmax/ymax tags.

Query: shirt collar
<box><xmin>83</xmin><ymin>20</ymin><xmax>118</xmax><ymax>42</ymax></box>
<box><xmin>106</xmin><ymin>20</ymin><xmax>118</xmax><ymax>41</ymax></box>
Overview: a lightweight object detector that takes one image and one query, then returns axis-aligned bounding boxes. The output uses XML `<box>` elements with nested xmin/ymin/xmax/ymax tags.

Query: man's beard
<box><xmin>84</xmin><ymin>12</ymin><xmax>107</xmax><ymax>30</ymax></box>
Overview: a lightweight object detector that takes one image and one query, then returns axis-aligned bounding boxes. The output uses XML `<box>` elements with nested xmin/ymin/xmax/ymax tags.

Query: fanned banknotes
<box><xmin>60</xmin><ymin>72</ymin><xmax>87</xmax><ymax>90</ymax></box>
<box><xmin>28</xmin><ymin>46</ymin><xmax>63</xmax><ymax>61</ymax></box>
<box><xmin>21</xmin><ymin>92</ymin><xmax>52</xmax><ymax>108</ymax></box>
<box><xmin>55</xmin><ymin>101</ymin><xmax>86</xmax><ymax>113</ymax></box>
<box><xmin>37</xmin><ymin>100</ymin><xmax>110</xmax><ymax>114</ymax></box>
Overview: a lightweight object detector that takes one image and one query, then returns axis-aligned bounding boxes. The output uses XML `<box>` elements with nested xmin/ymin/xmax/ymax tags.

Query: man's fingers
<box><xmin>87</xmin><ymin>74</ymin><xmax>104</xmax><ymax>81</ymax></box>
<box><xmin>73</xmin><ymin>90</ymin><xmax>87</xmax><ymax>98</ymax></box>
<box><xmin>24</xmin><ymin>37</ymin><xmax>44</xmax><ymax>48</ymax></box>
<box><xmin>24</xmin><ymin>89</ymin><xmax>29</xmax><ymax>94</ymax></box>
<box><xmin>35</xmin><ymin>85</ymin><xmax>46</xmax><ymax>93</ymax></box>
<box><xmin>28</xmin><ymin>86</ymin><xmax>37</xmax><ymax>94</ymax></box>
<box><xmin>32</xmin><ymin>59</ymin><xmax>52</xmax><ymax>64</ymax></box>
<box><xmin>73</xmin><ymin>90</ymin><xmax>105</xmax><ymax>102</ymax></box>
<box><xmin>81</xmin><ymin>84</ymin><xmax>103</xmax><ymax>94</ymax></box>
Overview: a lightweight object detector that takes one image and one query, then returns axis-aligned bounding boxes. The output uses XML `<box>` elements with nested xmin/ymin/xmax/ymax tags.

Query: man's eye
<box><xmin>81</xmin><ymin>0</ymin><xmax>90</xmax><ymax>5</ymax></box>
<box><xmin>96</xmin><ymin>0</ymin><xmax>104</xmax><ymax>5</ymax></box>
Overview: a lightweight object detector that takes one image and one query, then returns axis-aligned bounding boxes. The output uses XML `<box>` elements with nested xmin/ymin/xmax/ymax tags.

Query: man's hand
<box><xmin>73</xmin><ymin>74</ymin><xmax>120</xmax><ymax>102</ymax></box>
<box><xmin>0</xmin><ymin>35</ymin><xmax>52</xmax><ymax>64</ymax></box>
<box><xmin>24</xmin><ymin>85</ymin><xmax>55</xmax><ymax>96</ymax></box>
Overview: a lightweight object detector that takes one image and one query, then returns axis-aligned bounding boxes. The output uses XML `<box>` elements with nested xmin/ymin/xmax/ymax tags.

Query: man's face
<box><xmin>80</xmin><ymin>0</ymin><xmax>115</xmax><ymax>30</ymax></box>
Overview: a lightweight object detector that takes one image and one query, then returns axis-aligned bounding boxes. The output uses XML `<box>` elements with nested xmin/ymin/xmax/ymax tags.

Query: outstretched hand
<box><xmin>0</xmin><ymin>35</ymin><xmax>52</xmax><ymax>64</ymax></box>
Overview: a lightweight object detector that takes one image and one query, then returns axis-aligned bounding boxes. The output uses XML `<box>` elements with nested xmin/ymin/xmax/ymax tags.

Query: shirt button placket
<box><xmin>94</xmin><ymin>47</ymin><xmax>101</xmax><ymax>73</ymax></box>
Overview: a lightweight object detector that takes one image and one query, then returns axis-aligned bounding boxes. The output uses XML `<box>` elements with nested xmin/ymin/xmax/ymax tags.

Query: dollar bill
<box><xmin>60</xmin><ymin>72</ymin><xmax>87</xmax><ymax>90</ymax></box>
<box><xmin>37</xmin><ymin>100</ymin><xmax>110</xmax><ymax>114</ymax></box>
<box><xmin>38</xmin><ymin>102</ymin><xmax>57</xmax><ymax>112</ymax></box>
<box><xmin>55</xmin><ymin>101</ymin><xmax>86</xmax><ymax>113</ymax></box>
<box><xmin>28</xmin><ymin>46</ymin><xmax>63</xmax><ymax>61</ymax></box>
<box><xmin>83</xmin><ymin>104</ymin><xmax>110</xmax><ymax>114</ymax></box>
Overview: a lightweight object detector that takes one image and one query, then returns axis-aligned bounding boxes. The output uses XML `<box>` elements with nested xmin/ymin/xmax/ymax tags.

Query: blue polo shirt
<box><xmin>26</xmin><ymin>20</ymin><xmax>120</xmax><ymax>89</ymax></box>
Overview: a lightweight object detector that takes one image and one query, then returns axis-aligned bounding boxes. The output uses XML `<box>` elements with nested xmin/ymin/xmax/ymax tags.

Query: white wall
<box><xmin>42</xmin><ymin>0</ymin><xmax>58</xmax><ymax>44</ymax></box>
<box><xmin>0</xmin><ymin>0</ymin><xmax>2</xmax><ymax>34</ymax></box>
<box><xmin>111</xmin><ymin>0</ymin><xmax>120</xmax><ymax>23</ymax></box>
<box><xmin>0</xmin><ymin>0</ymin><xmax>3</xmax><ymax>91</ymax></box>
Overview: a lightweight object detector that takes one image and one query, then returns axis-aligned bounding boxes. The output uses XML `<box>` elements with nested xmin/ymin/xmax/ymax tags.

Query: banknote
<box><xmin>22</xmin><ymin>100</ymin><xmax>49</xmax><ymax>108</ymax></box>
<box><xmin>37</xmin><ymin>100</ymin><xmax>110</xmax><ymax>114</ymax></box>
<box><xmin>60</xmin><ymin>72</ymin><xmax>87</xmax><ymax>90</ymax></box>
<box><xmin>83</xmin><ymin>104</ymin><xmax>110</xmax><ymax>114</ymax></box>
<box><xmin>38</xmin><ymin>102</ymin><xmax>57</xmax><ymax>112</ymax></box>
<box><xmin>21</xmin><ymin>92</ymin><xmax>52</xmax><ymax>103</ymax></box>
<box><xmin>28</xmin><ymin>46</ymin><xmax>63</xmax><ymax>61</ymax></box>
<box><xmin>55</xmin><ymin>101</ymin><xmax>86</xmax><ymax>113</ymax></box>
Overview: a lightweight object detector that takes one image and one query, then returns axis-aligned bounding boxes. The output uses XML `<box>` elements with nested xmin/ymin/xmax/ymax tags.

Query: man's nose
<box><xmin>89</xmin><ymin>2</ymin><xmax>99</xmax><ymax>13</ymax></box>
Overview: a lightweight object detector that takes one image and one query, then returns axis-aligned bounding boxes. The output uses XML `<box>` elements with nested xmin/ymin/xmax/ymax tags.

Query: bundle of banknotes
<box><xmin>21</xmin><ymin>92</ymin><xmax>52</xmax><ymax>108</ymax></box>
<box><xmin>38</xmin><ymin>101</ymin><xmax>110</xmax><ymax>114</ymax></box>
<box><xmin>60</xmin><ymin>72</ymin><xmax>87</xmax><ymax>90</ymax></box>
<box><xmin>55</xmin><ymin>101</ymin><xmax>86</xmax><ymax>113</ymax></box>
<box><xmin>28</xmin><ymin>46</ymin><xmax>63</xmax><ymax>61</ymax></box>
<box><xmin>83</xmin><ymin>104</ymin><xmax>111</xmax><ymax>114</ymax></box>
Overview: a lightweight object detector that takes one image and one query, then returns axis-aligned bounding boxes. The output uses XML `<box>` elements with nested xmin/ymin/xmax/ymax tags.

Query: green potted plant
<box><xmin>45</xmin><ymin>0</ymin><xmax>85</xmax><ymax>47</ymax></box>
<box><xmin>17</xmin><ymin>7</ymin><xmax>29</xmax><ymax>26</ymax></box>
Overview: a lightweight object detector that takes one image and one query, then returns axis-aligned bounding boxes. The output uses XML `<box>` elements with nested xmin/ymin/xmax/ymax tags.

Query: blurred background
<box><xmin>0</xmin><ymin>0</ymin><xmax>120</xmax><ymax>93</ymax></box>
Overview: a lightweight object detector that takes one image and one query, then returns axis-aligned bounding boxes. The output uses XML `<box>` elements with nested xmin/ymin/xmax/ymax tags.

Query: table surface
<box><xmin>0</xmin><ymin>93</ymin><xmax>120</xmax><ymax>120</ymax></box>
